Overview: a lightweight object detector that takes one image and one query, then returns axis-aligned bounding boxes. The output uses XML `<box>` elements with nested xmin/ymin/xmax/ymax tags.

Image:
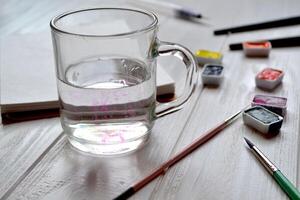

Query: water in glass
<box><xmin>58</xmin><ymin>56</ymin><xmax>156</xmax><ymax>155</ymax></box>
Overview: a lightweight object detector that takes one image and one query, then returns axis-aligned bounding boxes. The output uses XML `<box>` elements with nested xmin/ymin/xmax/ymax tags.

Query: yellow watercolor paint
<box><xmin>195</xmin><ymin>50</ymin><xmax>222</xmax><ymax>59</ymax></box>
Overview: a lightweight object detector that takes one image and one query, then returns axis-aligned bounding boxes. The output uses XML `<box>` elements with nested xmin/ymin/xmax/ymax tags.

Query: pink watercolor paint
<box><xmin>252</xmin><ymin>94</ymin><xmax>287</xmax><ymax>116</ymax></box>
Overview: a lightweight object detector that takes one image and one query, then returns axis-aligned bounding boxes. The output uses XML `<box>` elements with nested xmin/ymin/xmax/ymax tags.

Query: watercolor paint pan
<box><xmin>195</xmin><ymin>50</ymin><xmax>223</xmax><ymax>65</ymax></box>
<box><xmin>252</xmin><ymin>94</ymin><xmax>287</xmax><ymax>116</ymax></box>
<box><xmin>243</xmin><ymin>41</ymin><xmax>271</xmax><ymax>57</ymax></box>
<box><xmin>255</xmin><ymin>68</ymin><xmax>284</xmax><ymax>90</ymax></box>
<box><xmin>243</xmin><ymin>106</ymin><xmax>283</xmax><ymax>135</ymax></box>
<box><xmin>201</xmin><ymin>64</ymin><xmax>224</xmax><ymax>85</ymax></box>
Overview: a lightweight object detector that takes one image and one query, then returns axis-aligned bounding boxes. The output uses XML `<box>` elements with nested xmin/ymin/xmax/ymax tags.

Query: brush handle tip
<box><xmin>273</xmin><ymin>171</ymin><xmax>300</xmax><ymax>200</ymax></box>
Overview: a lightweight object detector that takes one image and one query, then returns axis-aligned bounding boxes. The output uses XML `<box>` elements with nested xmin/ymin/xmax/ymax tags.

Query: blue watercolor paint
<box><xmin>246</xmin><ymin>107</ymin><xmax>279</xmax><ymax>124</ymax></box>
<box><xmin>203</xmin><ymin>65</ymin><xmax>223</xmax><ymax>76</ymax></box>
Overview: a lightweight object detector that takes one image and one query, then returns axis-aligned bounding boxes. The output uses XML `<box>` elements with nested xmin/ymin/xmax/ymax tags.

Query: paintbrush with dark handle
<box><xmin>229</xmin><ymin>36</ymin><xmax>300</xmax><ymax>50</ymax></box>
<box><xmin>214</xmin><ymin>16</ymin><xmax>300</xmax><ymax>35</ymax></box>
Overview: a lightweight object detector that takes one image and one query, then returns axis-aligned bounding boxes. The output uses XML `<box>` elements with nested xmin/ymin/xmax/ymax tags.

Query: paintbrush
<box><xmin>244</xmin><ymin>137</ymin><xmax>300</xmax><ymax>200</ymax></box>
<box><xmin>128</xmin><ymin>0</ymin><xmax>203</xmax><ymax>20</ymax></box>
<box><xmin>113</xmin><ymin>107</ymin><xmax>246</xmax><ymax>200</ymax></box>
<box><xmin>214</xmin><ymin>16</ymin><xmax>300</xmax><ymax>35</ymax></box>
<box><xmin>229</xmin><ymin>36</ymin><xmax>300</xmax><ymax>50</ymax></box>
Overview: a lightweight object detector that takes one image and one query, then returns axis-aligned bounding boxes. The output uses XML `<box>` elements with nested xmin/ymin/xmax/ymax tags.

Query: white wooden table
<box><xmin>1</xmin><ymin>0</ymin><xmax>300</xmax><ymax>199</ymax></box>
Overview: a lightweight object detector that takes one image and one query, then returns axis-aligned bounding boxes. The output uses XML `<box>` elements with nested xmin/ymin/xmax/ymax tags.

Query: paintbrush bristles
<box><xmin>226</xmin><ymin>105</ymin><xmax>250</xmax><ymax>124</ymax></box>
<box><xmin>244</xmin><ymin>137</ymin><xmax>254</xmax><ymax>148</ymax></box>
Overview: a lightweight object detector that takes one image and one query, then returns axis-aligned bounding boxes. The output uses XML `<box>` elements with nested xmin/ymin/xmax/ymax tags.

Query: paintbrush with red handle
<box><xmin>114</xmin><ymin>107</ymin><xmax>247</xmax><ymax>200</ymax></box>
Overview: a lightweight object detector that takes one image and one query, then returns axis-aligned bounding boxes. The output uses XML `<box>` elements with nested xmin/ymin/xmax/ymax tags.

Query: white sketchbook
<box><xmin>0</xmin><ymin>32</ymin><xmax>175</xmax><ymax>114</ymax></box>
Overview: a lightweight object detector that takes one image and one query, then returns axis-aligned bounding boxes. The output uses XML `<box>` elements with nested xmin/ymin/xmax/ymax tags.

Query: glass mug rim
<box><xmin>50</xmin><ymin>7</ymin><xmax>158</xmax><ymax>38</ymax></box>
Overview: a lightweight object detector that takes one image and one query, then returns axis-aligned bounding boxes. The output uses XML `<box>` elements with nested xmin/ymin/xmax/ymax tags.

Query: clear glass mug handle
<box><xmin>155</xmin><ymin>40</ymin><xmax>199</xmax><ymax>118</ymax></box>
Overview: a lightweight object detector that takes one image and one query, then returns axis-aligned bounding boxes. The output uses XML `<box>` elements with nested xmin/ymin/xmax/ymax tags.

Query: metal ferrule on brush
<box><xmin>252</xmin><ymin>146</ymin><xmax>278</xmax><ymax>174</ymax></box>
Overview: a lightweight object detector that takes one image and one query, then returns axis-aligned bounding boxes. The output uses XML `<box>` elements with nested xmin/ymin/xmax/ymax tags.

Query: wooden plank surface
<box><xmin>152</xmin><ymin>51</ymin><xmax>300</xmax><ymax>200</ymax></box>
<box><xmin>0</xmin><ymin>0</ymin><xmax>206</xmax><ymax>199</ymax></box>
<box><xmin>0</xmin><ymin>118</ymin><xmax>62</xmax><ymax>199</ymax></box>
<box><xmin>1</xmin><ymin>0</ymin><xmax>300</xmax><ymax>199</ymax></box>
<box><xmin>151</xmin><ymin>0</ymin><xmax>300</xmax><ymax>199</ymax></box>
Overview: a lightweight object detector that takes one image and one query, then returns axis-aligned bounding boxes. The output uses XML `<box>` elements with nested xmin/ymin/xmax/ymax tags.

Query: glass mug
<box><xmin>50</xmin><ymin>8</ymin><xmax>198</xmax><ymax>155</ymax></box>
